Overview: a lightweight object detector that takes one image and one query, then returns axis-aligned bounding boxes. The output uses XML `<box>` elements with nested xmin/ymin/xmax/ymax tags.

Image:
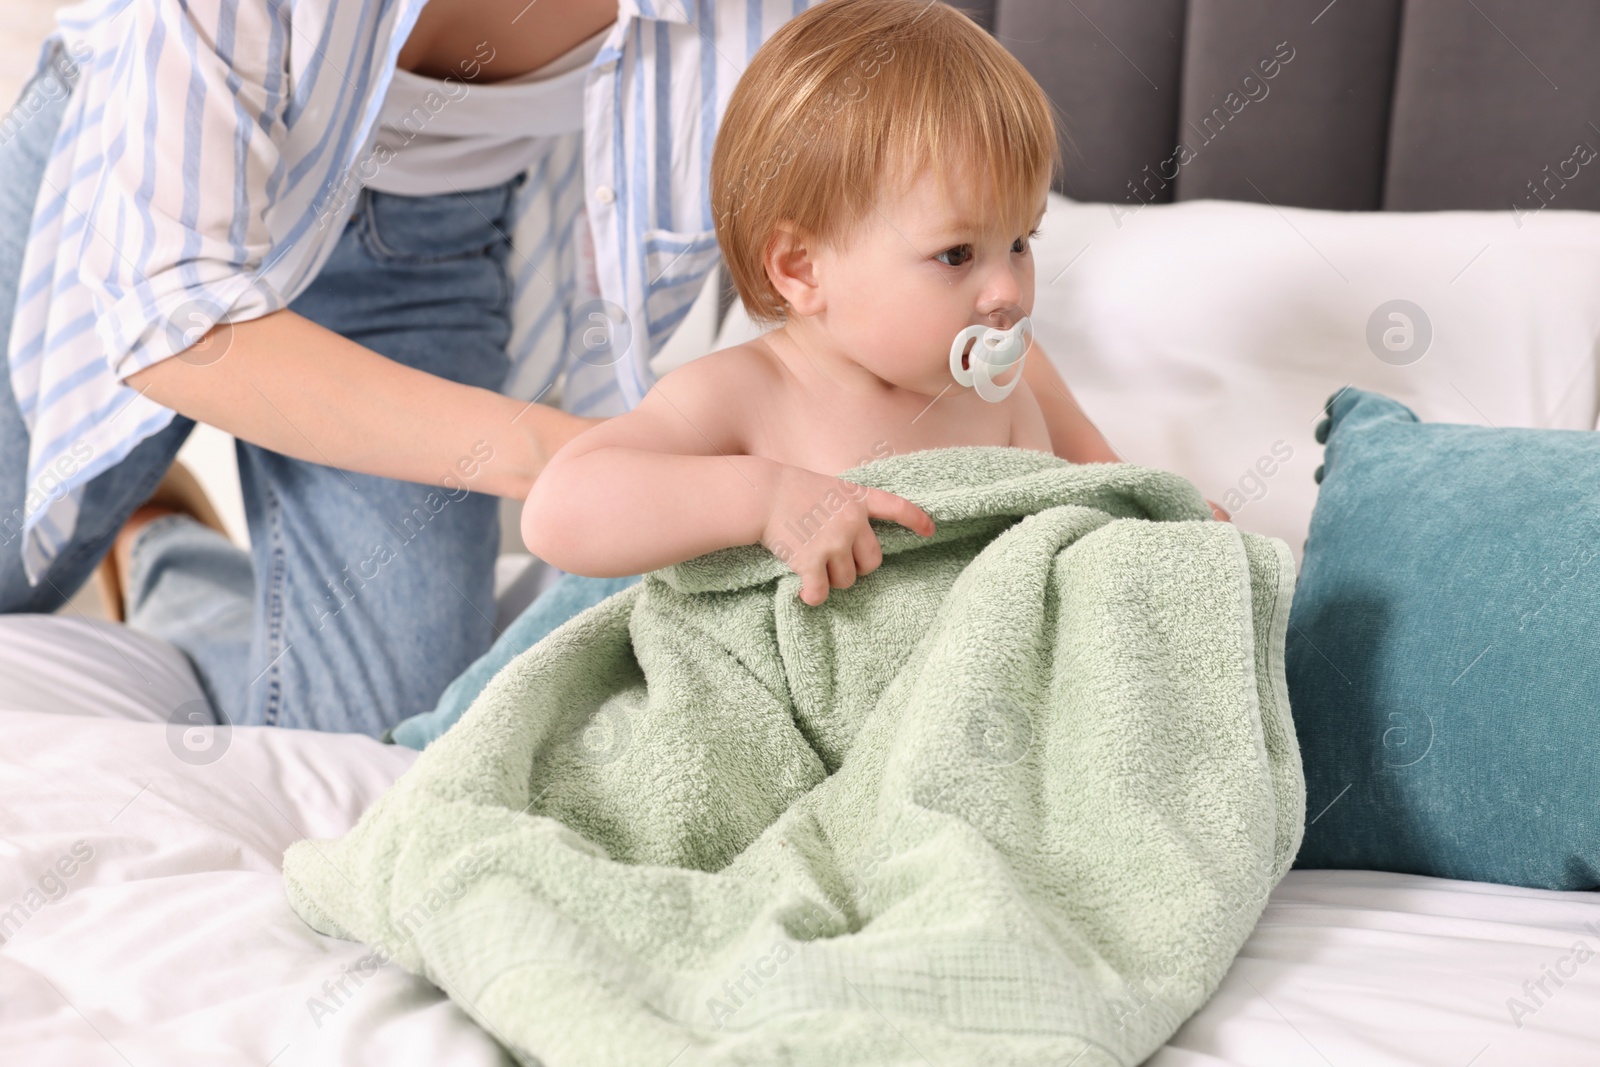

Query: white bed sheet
<box><xmin>0</xmin><ymin>703</ymin><xmax>509</xmax><ymax>1066</ymax></box>
<box><xmin>2</xmin><ymin>619</ymin><xmax>1598</xmax><ymax>1064</ymax></box>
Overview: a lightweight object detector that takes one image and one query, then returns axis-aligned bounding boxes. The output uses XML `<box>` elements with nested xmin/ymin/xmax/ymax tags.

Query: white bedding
<box><xmin>2</xmin><ymin>622</ymin><xmax>1598</xmax><ymax>1064</ymax></box>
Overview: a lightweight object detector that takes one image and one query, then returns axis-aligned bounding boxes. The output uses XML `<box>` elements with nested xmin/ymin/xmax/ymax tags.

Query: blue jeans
<box><xmin>0</xmin><ymin>41</ymin><xmax>516</xmax><ymax>736</ymax></box>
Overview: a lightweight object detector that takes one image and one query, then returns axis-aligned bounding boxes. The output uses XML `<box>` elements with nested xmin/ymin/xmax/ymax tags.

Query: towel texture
<box><xmin>283</xmin><ymin>445</ymin><xmax>1303</xmax><ymax>1066</ymax></box>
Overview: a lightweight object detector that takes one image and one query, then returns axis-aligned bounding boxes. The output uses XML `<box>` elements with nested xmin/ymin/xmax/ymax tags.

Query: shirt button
<box><xmin>594</xmin><ymin>185</ymin><xmax>615</xmax><ymax>204</ymax></box>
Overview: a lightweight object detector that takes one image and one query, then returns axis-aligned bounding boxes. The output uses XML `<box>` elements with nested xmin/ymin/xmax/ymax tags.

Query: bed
<box><xmin>7</xmin><ymin>0</ymin><xmax>1600</xmax><ymax>1063</ymax></box>
<box><xmin>6</xmin><ymin>614</ymin><xmax>1600</xmax><ymax>1067</ymax></box>
<box><xmin>5</xmin><ymin>620</ymin><xmax>1600</xmax><ymax>1065</ymax></box>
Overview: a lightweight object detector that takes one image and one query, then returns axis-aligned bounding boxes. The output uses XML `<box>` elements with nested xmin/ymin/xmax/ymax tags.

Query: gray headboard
<box><xmin>956</xmin><ymin>0</ymin><xmax>1600</xmax><ymax>213</ymax></box>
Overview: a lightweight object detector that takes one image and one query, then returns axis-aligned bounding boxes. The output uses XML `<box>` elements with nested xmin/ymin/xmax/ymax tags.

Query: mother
<box><xmin>0</xmin><ymin>0</ymin><xmax>786</xmax><ymax>734</ymax></box>
<box><xmin>0</xmin><ymin>0</ymin><xmax>1120</xmax><ymax>738</ymax></box>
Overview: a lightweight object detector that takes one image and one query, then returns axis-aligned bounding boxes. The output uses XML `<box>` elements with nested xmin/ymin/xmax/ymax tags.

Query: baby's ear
<box><xmin>766</xmin><ymin>222</ymin><xmax>824</xmax><ymax>316</ymax></box>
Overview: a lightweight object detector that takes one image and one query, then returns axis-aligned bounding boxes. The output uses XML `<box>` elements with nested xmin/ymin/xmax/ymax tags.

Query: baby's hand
<box><xmin>760</xmin><ymin>465</ymin><xmax>935</xmax><ymax>606</ymax></box>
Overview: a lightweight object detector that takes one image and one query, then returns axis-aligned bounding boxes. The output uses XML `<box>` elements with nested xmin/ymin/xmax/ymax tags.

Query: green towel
<box><xmin>284</xmin><ymin>445</ymin><xmax>1303</xmax><ymax>1066</ymax></box>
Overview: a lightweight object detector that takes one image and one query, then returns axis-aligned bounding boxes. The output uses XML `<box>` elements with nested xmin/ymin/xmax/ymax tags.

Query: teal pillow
<box><xmin>1288</xmin><ymin>387</ymin><xmax>1600</xmax><ymax>890</ymax></box>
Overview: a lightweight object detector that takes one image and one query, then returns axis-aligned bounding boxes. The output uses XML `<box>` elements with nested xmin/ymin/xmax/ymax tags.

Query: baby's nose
<box><xmin>983</xmin><ymin>308</ymin><xmax>1022</xmax><ymax>330</ymax></box>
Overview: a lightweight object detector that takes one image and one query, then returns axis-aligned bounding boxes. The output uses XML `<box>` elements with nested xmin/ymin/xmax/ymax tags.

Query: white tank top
<box><xmin>365</xmin><ymin>24</ymin><xmax>610</xmax><ymax>196</ymax></box>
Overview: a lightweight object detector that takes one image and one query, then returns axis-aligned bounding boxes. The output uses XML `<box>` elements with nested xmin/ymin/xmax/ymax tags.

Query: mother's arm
<box><xmin>126</xmin><ymin>309</ymin><xmax>598</xmax><ymax>500</ymax></box>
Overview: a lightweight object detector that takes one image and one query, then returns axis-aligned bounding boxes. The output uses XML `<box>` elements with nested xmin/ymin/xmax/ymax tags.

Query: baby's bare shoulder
<box><xmin>659</xmin><ymin>341</ymin><xmax>789</xmax><ymax>417</ymax></box>
<box><xmin>658</xmin><ymin>340</ymin><xmax>783</xmax><ymax>394</ymax></box>
<box><xmin>632</xmin><ymin>340</ymin><xmax>784</xmax><ymax>453</ymax></box>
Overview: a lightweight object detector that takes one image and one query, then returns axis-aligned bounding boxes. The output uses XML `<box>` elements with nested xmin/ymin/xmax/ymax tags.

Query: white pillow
<box><xmin>714</xmin><ymin>196</ymin><xmax>1600</xmax><ymax>561</ymax></box>
<box><xmin>1024</xmin><ymin>196</ymin><xmax>1600</xmax><ymax>560</ymax></box>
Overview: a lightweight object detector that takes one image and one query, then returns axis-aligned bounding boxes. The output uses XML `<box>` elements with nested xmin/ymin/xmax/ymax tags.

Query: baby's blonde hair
<box><xmin>711</xmin><ymin>0</ymin><xmax>1063</xmax><ymax>327</ymax></box>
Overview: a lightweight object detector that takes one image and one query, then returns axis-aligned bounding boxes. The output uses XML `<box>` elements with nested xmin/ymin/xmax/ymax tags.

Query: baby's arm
<box><xmin>524</xmin><ymin>345</ymin><xmax>936</xmax><ymax>594</ymax></box>
<box><xmin>1021</xmin><ymin>342</ymin><xmax>1122</xmax><ymax>463</ymax></box>
<box><xmin>1007</xmin><ymin>380</ymin><xmax>1054</xmax><ymax>453</ymax></box>
<box><xmin>520</xmin><ymin>349</ymin><xmax>783</xmax><ymax>576</ymax></box>
<box><xmin>1020</xmin><ymin>341</ymin><xmax>1231</xmax><ymax>520</ymax></box>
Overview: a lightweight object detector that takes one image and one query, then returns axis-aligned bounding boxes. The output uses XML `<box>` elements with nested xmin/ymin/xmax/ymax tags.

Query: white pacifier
<box><xmin>949</xmin><ymin>315</ymin><xmax>1033</xmax><ymax>402</ymax></box>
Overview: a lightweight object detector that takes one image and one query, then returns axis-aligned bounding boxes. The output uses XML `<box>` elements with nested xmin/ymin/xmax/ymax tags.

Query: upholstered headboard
<box><xmin>955</xmin><ymin>0</ymin><xmax>1600</xmax><ymax>213</ymax></box>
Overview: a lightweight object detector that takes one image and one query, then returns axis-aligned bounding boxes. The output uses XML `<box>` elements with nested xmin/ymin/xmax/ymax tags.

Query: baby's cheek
<box><xmin>846</xmin><ymin>276</ymin><xmax>956</xmax><ymax>376</ymax></box>
<box><xmin>882</xmin><ymin>307</ymin><xmax>945</xmax><ymax>364</ymax></box>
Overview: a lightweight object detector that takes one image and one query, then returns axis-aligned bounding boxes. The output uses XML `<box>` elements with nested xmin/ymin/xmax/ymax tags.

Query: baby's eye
<box><xmin>1012</xmin><ymin>228</ymin><xmax>1042</xmax><ymax>254</ymax></box>
<box><xmin>935</xmin><ymin>244</ymin><xmax>973</xmax><ymax>268</ymax></box>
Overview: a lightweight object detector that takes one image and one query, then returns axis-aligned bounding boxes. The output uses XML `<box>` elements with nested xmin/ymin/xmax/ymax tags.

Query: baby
<box><xmin>524</xmin><ymin>0</ymin><xmax>1125</xmax><ymax>606</ymax></box>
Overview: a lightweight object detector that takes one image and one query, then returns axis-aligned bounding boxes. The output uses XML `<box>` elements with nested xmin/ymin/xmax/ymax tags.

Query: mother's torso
<box><xmin>397</xmin><ymin>0</ymin><xmax>619</xmax><ymax>80</ymax></box>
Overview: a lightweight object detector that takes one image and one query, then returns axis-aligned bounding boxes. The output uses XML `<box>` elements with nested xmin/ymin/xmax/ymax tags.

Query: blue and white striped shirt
<box><xmin>8</xmin><ymin>0</ymin><xmax>812</xmax><ymax>583</ymax></box>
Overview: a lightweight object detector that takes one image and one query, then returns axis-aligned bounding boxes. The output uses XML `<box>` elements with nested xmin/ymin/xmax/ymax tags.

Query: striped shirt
<box><xmin>8</xmin><ymin>0</ymin><xmax>813</xmax><ymax>584</ymax></box>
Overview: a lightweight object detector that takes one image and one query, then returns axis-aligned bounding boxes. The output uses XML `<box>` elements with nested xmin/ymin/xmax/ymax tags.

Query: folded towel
<box><xmin>284</xmin><ymin>445</ymin><xmax>1303</xmax><ymax>1066</ymax></box>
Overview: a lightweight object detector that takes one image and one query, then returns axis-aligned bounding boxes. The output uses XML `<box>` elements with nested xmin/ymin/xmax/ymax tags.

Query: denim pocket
<box><xmin>356</xmin><ymin>181</ymin><xmax>516</xmax><ymax>264</ymax></box>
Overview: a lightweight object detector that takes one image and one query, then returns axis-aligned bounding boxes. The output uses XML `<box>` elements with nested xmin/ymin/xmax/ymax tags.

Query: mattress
<box><xmin>1</xmin><ymin>615</ymin><xmax>1596</xmax><ymax>1064</ymax></box>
